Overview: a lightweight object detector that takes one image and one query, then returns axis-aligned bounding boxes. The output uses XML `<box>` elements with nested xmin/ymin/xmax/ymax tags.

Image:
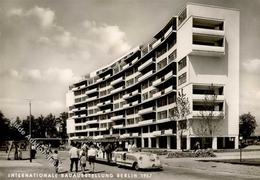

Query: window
<box><xmin>157</xmin><ymin>110</ymin><xmax>168</xmax><ymax>120</ymax></box>
<box><xmin>178</xmin><ymin>8</ymin><xmax>187</xmax><ymax>26</ymax></box>
<box><xmin>157</xmin><ymin>58</ymin><xmax>167</xmax><ymax>70</ymax></box>
<box><xmin>142</xmin><ymin>92</ymin><xmax>149</xmax><ymax>101</ymax></box>
<box><xmin>178</xmin><ymin>57</ymin><xmax>187</xmax><ymax>71</ymax></box>
<box><xmin>75</xmin><ymin>126</ymin><xmax>82</xmax><ymax>130</ymax></box>
<box><xmin>100</xmin><ymin>90</ymin><xmax>107</xmax><ymax>97</ymax></box>
<box><xmin>127</xmin><ymin>118</ymin><xmax>135</xmax><ymax>125</ymax></box>
<box><xmin>168</xmin><ymin>50</ymin><xmax>177</xmax><ymax>62</ymax></box>
<box><xmin>168</xmin><ymin>94</ymin><xmax>176</xmax><ymax>104</ymax></box>
<box><xmin>114</xmin><ymin>103</ymin><xmax>120</xmax><ymax>110</ymax></box>
<box><xmin>156</xmin><ymin>46</ymin><xmax>167</xmax><ymax>58</ymax></box>
<box><xmin>169</xmin><ymin>107</ymin><xmax>177</xmax><ymax>117</ymax></box>
<box><xmin>178</xmin><ymin>72</ymin><xmax>187</xmax><ymax>85</ymax></box>
<box><xmin>126</xmin><ymin>78</ymin><xmax>134</xmax><ymax>87</ymax></box>
<box><xmin>157</xmin><ymin>97</ymin><xmax>167</xmax><ymax>107</ymax></box>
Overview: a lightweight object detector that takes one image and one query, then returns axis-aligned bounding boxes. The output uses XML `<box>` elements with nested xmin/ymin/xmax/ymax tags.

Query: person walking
<box><xmin>69</xmin><ymin>142</ymin><xmax>79</xmax><ymax>172</ymax></box>
<box><xmin>52</xmin><ymin>150</ymin><xmax>60</xmax><ymax>173</ymax></box>
<box><xmin>88</xmin><ymin>145</ymin><xmax>97</xmax><ymax>173</ymax></box>
<box><xmin>105</xmin><ymin>143</ymin><xmax>112</xmax><ymax>163</ymax></box>
<box><xmin>80</xmin><ymin>152</ymin><xmax>87</xmax><ymax>172</ymax></box>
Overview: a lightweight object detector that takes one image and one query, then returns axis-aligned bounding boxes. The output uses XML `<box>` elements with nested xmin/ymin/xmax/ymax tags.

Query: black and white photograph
<box><xmin>0</xmin><ymin>0</ymin><xmax>260</xmax><ymax>179</ymax></box>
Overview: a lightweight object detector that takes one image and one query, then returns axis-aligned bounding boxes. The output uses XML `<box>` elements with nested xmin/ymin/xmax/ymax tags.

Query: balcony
<box><xmin>138</xmin><ymin>70</ymin><xmax>155</xmax><ymax>82</ymax></box>
<box><xmin>85</xmin><ymin>127</ymin><xmax>98</xmax><ymax>132</ymax></box>
<box><xmin>111</xmin><ymin>77</ymin><xmax>124</xmax><ymax>86</ymax></box>
<box><xmin>111</xmin><ymin>86</ymin><xmax>124</xmax><ymax>94</ymax></box>
<box><xmin>99</xmin><ymin>85</ymin><xmax>112</xmax><ymax>92</ymax></box>
<box><xmin>72</xmin><ymin>84</ymin><xmax>87</xmax><ymax>91</ymax></box>
<box><xmin>120</xmin><ymin>133</ymin><xmax>130</xmax><ymax>138</ymax></box>
<box><xmin>163</xmin><ymin>129</ymin><xmax>174</xmax><ymax>135</ymax></box>
<box><xmin>165</xmin><ymin>86</ymin><xmax>174</xmax><ymax>94</ymax></box>
<box><xmin>99</xmin><ymin>119</ymin><xmax>112</xmax><ymax>123</ymax></box>
<box><xmin>131</xmin><ymin>132</ymin><xmax>139</xmax><ymax>137</ymax></box>
<box><xmin>122</xmin><ymin>63</ymin><xmax>130</xmax><ymax>70</ymax></box>
<box><xmin>138</xmin><ymin>119</ymin><xmax>154</xmax><ymax>125</ymax></box>
<box><xmin>192</xmin><ymin>110</ymin><xmax>224</xmax><ymax>117</ymax></box>
<box><xmin>193</xmin><ymin>27</ymin><xmax>224</xmax><ymax>36</ymax></box>
<box><xmin>151</xmin><ymin>39</ymin><xmax>161</xmax><ymax>49</ymax></box>
<box><xmin>138</xmin><ymin>58</ymin><xmax>154</xmax><ymax>71</ymax></box>
<box><xmin>93</xmin><ymin>135</ymin><xmax>104</xmax><ymax>140</ymax></box>
<box><xmin>152</xmin><ymin>91</ymin><xmax>161</xmax><ymax>98</ymax></box>
<box><xmin>85</xmin><ymin>96</ymin><xmax>97</xmax><ymax>103</ymax></box>
<box><xmin>113</xmin><ymin>124</ymin><xmax>124</xmax><ymax>129</ymax></box>
<box><xmin>104</xmin><ymin>74</ymin><xmax>111</xmax><ymax>80</ymax></box>
<box><xmin>152</xmin><ymin>78</ymin><xmax>162</xmax><ymax>86</ymax></box>
<box><xmin>99</xmin><ymin>127</ymin><xmax>108</xmax><ymax>131</ymax></box>
<box><xmin>152</xmin><ymin>130</ymin><xmax>162</xmax><ymax>136</ymax></box>
<box><xmin>192</xmin><ymin>94</ymin><xmax>224</xmax><ymax>102</ymax></box>
<box><xmin>123</xmin><ymin>103</ymin><xmax>130</xmax><ymax>108</ymax></box>
<box><xmin>125</xmin><ymin>71</ymin><xmax>141</xmax><ymax>81</ymax></box>
<box><xmin>96</xmin><ymin>78</ymin><xmax>103</xmax><ymax>83</ymax></box>
<box><xmin>86</xmin><ymin>88</ymin><xmax>98</xmax><ymax>95</ymax></box>
<box><xmin>97</xmin><ymin>100</ymin><xmax>112</xmax><ymax>107</ymax></box>
<box><xmin>192</xmin><ymin>34</ymin><xmax>225</xmax><ymax>56</ymax></box>
<box><xmin>86</xmin><ymin>120</ymin><xmax>98</xmax><ymax>125</ymax></box>
<box><xmin>164</xmin><ymin>26</ymin><xmax>173</xmax><ymax>38</ymax></box>
<box><xmin>123</xmin><ymin>90</ymin><xmax>140</xmax><ymax>99</ymax></box>
<box><xmin>138</xmin><ymin>107</ymin><xmax>155</xmax><ymax>115</ymax></box>
<box><xmin>111</xmin><ymin>115</ymin><xmax>125</xmax><ymax>121</ymax></box>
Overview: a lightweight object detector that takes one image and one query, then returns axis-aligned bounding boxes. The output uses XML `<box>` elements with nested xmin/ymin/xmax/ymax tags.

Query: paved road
<box><xmin>1</xmin><ymin>150</ymin><xmax>260</xmax><ymax>180</ymax></box>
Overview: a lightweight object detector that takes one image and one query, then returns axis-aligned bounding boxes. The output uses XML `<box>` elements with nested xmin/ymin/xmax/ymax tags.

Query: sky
<box><xmin>0</xmin><ymin>0</ymin><xmax>260</xmax><ymax>133</ymax></box>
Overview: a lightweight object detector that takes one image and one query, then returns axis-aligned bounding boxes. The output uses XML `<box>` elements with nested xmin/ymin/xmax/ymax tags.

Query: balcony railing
<box><xmin>138</xmin><ymin>119</ymin><xmax>154</xmax><ymax>125</ymax></box>
<box><xmin>111</xmin><ymin>86</ymin><xmax>124</xmax><ymax>94</ymax></box>
<box><xmin>152</xmin><ymin>130</ymin><xmax>162</xmax><ymax>136</ymax></box>
<box><xmin>192</xmin><ymin>94</ymin><xmax>224</xmax><ymax>102</ymax></box>
<box><xmin>113</xmin><ymin>124</ymin><xmax>124</xmax><ymax>129</ymax></box>
<box><xmin>86</xmin><ymin>120</ymin><xmax>98</xmax><ymax>125</ymax></box>
<box><xmin>86</xmin><ymin>88</ymin><xmax>98</xmax><ymax>95</ymax></box>
<box><xmin>193</xmin><ymin>27</ymin><xmax>224</xmax><ymax>36</ymax></box>
<box><xmin>138</xmin><ymin>107</ymin><xmax>155</xmax><ymax>115</ymax></box>
<box><xmin>111</xmin><ymin>77</ymin><xmax>124</xmax><ymax>86</ymax></box>
<box><xmin>138</xmin><ymin>70</ymin><xmax>155</xmax><ymax>82</ymax></box>
<box><xmin>111</xmin><ymin>115</ymin><xmax>125</xmax><ymax>121</ymax></box>
<box><xmin>192</xmin><ymin>110</ymin><xmax>224</xmax><ymax>117</ymax></box>
<box><xmin>123</xmin><ymin>90</ymin><xmax>140</xmax><ymax>99</ymax></box>
<box><xmin>138</xmin><ymin>58</ymin><xmax>154</xmax><ymax>71</ymax></box>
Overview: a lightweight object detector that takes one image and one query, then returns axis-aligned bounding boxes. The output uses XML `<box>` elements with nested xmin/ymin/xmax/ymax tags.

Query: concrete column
<box><xmin>235</xmin><ymin>136</ymin><xmax>239</xmax><ymax>149</ymax></box>
<box><xmin>186</xmin><ymin>136</ymin><xmax>191</xmax><ymax>150</ymax></box>
<box><xmin>141</xmin><ymin>128</ymin><xmax>144</xmax><ymax>148</ymax></box>
<box><xmin>212</xmin><ymin>137</ymin><xmax>217</xmax><ymax>150</ymax></box>
<box><xmin>167</xmin><ymin>136</ymin><xmax>171</xmax><ymax>149</ymax></box>
<box><xmin>134</xmin><ymin>138</ymin><xmax>137</xmax><ymax>145</ymax></box>
<box><xmin>177</xmin><ymin>135</ymin><xmax>181</xmax><ymax>150</ymax></box>
<box><xmin>156</xmin><ymin>137</ymin><xmax>159</xmax><ymax>148</ymax></box>
<box><xmin>148</xmin><ymin>138</ymin><xmax>152</xmax><ymax>148</ymax></box>
<box><xmin>141</xmin><ymin>138</ymin><xmax>144</xmax><ymax>148</ymax></box>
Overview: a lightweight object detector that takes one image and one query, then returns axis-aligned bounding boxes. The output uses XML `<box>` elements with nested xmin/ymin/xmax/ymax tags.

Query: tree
<box><xmin>170</xmin><ymin>89</ymin><xmax>191</xmax><ymax>150</ymax></box>
<box><xmin>191</xmin><ymin>84</ymin><xmax>224</xmax><ymax>149</ymax></box>
<box><xmin>0</xmin><ymin>110</ymin><xmax>11</xmax><ymax>140</ymax></box>
<box><xmin>56</xmin><ymin>112</ymin><xmax>68</xmax><ymax>140</ymax></box>
<box><xmin>239</xmin><ymin>112</ymin><xmax>257</xmax><ymax>139</ymax></box>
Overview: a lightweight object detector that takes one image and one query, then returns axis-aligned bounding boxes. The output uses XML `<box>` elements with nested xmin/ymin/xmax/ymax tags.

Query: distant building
<box><xmin>66</xmin><ymin>3</ymin><xmax>240</xmax><ymax>149</ymax></box>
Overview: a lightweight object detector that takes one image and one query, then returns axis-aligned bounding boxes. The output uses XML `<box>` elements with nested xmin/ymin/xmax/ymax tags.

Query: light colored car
<box><xmin>112</xmin><ymin>151</ymin><xmax>163</xmax><ymax>171</ymax></box>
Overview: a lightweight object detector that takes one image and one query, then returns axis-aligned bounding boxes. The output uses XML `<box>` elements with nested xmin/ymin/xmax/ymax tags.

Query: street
<box><xmin>1</xmin><ymin>150</ymin><xmax>260</xmax><ymax>180</ymax></box>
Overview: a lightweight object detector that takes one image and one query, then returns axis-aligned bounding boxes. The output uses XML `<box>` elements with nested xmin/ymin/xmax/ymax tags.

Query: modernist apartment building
<box><xmin>66</xmin><ymin>3</ymin><xmax>240</xmax><ymax>149</ymax></box>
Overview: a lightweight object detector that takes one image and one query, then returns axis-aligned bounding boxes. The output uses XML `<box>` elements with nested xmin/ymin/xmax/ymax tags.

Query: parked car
<box><xmin>112</xmin><ymin>151</ymin><xmax>163</xmax><ymax>171</ymax></box>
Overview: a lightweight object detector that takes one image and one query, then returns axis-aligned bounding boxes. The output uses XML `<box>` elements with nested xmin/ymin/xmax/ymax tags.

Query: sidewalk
<box><xmin>160</xmin><ymin>150</ymin><xmax>260</xmax><ymax>178</ymax></box>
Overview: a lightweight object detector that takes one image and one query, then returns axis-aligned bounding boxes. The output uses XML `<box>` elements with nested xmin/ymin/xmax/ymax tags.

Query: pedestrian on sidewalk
<box><xmin>88</xmin><ymin>145</ymin><xmax>97</xmax><ymax>173</ymax></box>
<box><xmin>52</xmin><ymin>150</ymin><xmax>60</xmax><ymax>173</ymax></box>
<box><xmin>69</xmin><ymin>142</ymin><xmax>79</xmax><ymax>172</ymax></box>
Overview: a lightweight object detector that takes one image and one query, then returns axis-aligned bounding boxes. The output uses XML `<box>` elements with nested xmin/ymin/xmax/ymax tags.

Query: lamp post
<box><xmin>26</xmin><ymin>99</ymin><xmax>32</xmax><ymax>163</ymax></box>
<box><xmin>239</xmin><ymin>136</ymin><xmax>243</xmax><ymax>162</ymax></box>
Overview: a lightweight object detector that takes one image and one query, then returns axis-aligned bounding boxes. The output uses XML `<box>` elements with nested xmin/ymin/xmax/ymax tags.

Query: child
<box><xmin>52</xmin><ymin>150</ymin><xmax>59</xmax><ymax>173</ymax></box>
<box><xmin>80</xmin><ymin>152</ymin><xmax>87</xmax><ymax>172</ymax></box>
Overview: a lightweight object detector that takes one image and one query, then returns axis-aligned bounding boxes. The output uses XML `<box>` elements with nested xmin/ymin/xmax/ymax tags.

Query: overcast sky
<box><xmin>0</xmin><ymin>0</ymin><xmax>260</xmax><ymax>133</ymax></box>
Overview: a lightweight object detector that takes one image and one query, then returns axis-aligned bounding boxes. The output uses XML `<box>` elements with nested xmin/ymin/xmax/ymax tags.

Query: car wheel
<box><xmin>133</xmin><ymin>162</ymin><xmax>139</xmax><ymax>171</ymax></box>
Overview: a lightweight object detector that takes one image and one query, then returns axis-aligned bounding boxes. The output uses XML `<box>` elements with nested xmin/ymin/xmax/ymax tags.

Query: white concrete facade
<box><xmin>66</xmin><ymin>3</ymin><xmax>239</xmax><ymax>149</ymax></box>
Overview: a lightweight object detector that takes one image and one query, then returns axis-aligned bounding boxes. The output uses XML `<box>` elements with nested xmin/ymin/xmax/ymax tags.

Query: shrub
<box><xmin>167</xmin><ymin>149</ymin><xmax>216</xmax><ymax>158</ymax></box>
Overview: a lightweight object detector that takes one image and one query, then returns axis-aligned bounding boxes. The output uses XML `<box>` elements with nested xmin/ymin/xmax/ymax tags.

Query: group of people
<box><xmin>53</xmin><ymin>142</ymin><xmax>99</xmax><ymax>174</ymax></box>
